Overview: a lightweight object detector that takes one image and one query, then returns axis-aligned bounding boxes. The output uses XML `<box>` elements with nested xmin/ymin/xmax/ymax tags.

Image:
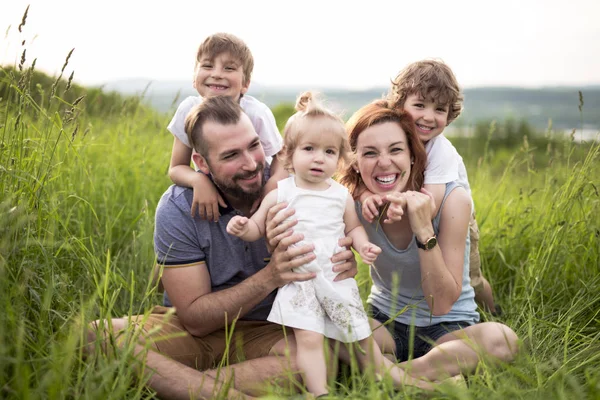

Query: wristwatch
<box><xmin>416</xmin><ymin>234</ymin><xmax>437</xmax><ymax>250</ymax></box>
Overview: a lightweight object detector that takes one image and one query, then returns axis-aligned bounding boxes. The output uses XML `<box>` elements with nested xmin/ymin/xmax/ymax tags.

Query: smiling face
<box><xmin>291</xmin><ymin>122</ymin><xmax>342</xmax><ymax>190</ymax></box>
<box><xmin>356</xmin><ymin>121</ymin><xmax>412</xmax><ymax>195</ymax></box>
<box><xmin>193</xmin><ymin>113</ymin><xmax>265</xmax><ymax>206</ymax></box>
<box><xmin>403</xmin><ymin>93</ymin><xmax>449</xmax><ymax>143</ymax></box>
<box><xmin>193</xmin><ymin>52</ymin><xmax>249</xmax><ymax>101</ymax></box>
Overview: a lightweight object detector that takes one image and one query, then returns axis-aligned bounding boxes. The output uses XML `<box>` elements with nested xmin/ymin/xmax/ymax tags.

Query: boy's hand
<box><xmin>361</xmin><ymin>194</ymin><xmax>385</xmax><ymax>223</ymax></box>
<box><xmin>383</xmin><ymin>192</ymin><xmax>408</xmax><ymax>223</ymax></box>
<box><xmin>359</xmin><ymin>243</ymin><xmax>381</xmax><ymax>265</ymax></box>
<box><xmin>192</xmin><ymin>180</ymin><xmax>226</xmax><ymax>222</ymax></box>
<box><xmin>227</xmin><ymin>216</ymin><xmax>250</xmax><ymax>237</ymax></box>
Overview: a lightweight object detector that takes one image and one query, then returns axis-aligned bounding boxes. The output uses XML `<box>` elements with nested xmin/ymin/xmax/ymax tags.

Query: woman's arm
<box><xmin>403</xmin><ymin>188</ymin><xmax>471</xmax><ymax>315</ymax></box>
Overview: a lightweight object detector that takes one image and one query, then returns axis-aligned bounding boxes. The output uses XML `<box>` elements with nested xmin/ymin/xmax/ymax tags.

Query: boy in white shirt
<box><xmin>168</xmin><ymin>32</ymin><xmax>286</xmax><ymax>221</ymax></box>
<box><xmin>360</xmin><ymin>59</ymin><xmax>499</xmax><ymax>314</ymax></box>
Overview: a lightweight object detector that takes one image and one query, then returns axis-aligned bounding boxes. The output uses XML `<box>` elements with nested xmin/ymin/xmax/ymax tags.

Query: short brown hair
<box><xmin>339</xmin><ymin>100</ymin><xmax>427</xmax><ymax>198</ymax></box>
<box><xmin>279</xmin><ymin>91</ymin><xmax>350</xmax><ymax>173</ymax></box>
<box><xmin>184</xmin><ymin>96</ymin><xmax>242</xmax><ymax>158</ymax></box>
<box><xmin>387</xmin><ymin>59</ymin><xmax>463</xmax><ymax>124</ymax></box>
<box><xmin>195</xmin><ymin>32</ymin><xmax>254</xmax><ymax>86</ymax></box>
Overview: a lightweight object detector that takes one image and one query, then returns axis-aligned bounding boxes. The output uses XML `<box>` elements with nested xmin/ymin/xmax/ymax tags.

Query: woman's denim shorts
<box><xmin>371</xmin><ymin>305</ymin><xmax>471</xmax><ymax>362</ymax></box>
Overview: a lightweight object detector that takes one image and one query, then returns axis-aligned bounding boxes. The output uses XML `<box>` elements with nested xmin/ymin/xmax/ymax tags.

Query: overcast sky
<box><xmin>1</xmin><ymin>0</ymin><xmax>599</xmax><ymax>90</ymax></box>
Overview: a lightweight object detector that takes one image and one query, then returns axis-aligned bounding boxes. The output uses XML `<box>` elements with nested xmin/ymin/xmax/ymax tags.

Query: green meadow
<box><xmin>1</xmin><ymin>48</ymin><xmax>599</xmax><ymax>399</ymax></box>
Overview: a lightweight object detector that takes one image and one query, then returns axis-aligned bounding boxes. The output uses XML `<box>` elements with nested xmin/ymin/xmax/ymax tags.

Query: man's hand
<box><xmin>264</xmin><ymin>202</ymin><xmax>297</xmax><ymax>253</ymax></box>
<box><xmin>332</xmin><ymin>236</ymin><xmax>358</xmax><ymax>282</ymax></box>
<box><xmin>227</xmin><ymin>216</ymin><xmax>250</xmax><ymax>237</ymax></box>
<box><xmin>265</xmin><ymin>232</ymin><xmax>316</xmax><ymax>288</ymax></box>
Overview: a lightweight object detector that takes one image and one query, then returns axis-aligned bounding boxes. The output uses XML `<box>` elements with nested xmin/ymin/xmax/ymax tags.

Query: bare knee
<box><xmin>485</xmin><ymin>323</ymin><xmax>519</xmax><ymax>362</ymax></box>
<box><xmin>269</xmin><ymin>336</ymin><xmax>296</xmax><ymax>358</ymax></box>
<box><xmin>296</xmin><ymin>331</ymin><xmax>324</xmax><ymax>351</ymax></box>
<box><xmin>297</xmin><ymin>334</ymin><xmax>323</xmax><ymax>357</ymax></box>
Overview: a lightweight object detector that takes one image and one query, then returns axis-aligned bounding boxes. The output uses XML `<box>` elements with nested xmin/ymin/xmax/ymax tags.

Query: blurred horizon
<box><xmin>95</xmin><ymin>77</ymin><xmax>600</xmax><ymax>137</ymax></box>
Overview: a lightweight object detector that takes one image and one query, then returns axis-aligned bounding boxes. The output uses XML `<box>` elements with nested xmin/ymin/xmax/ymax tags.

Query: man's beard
<box><xmin>212</xmin><ymin>163</ymin><xmax>265</xmax><ymax>206</ymax></box>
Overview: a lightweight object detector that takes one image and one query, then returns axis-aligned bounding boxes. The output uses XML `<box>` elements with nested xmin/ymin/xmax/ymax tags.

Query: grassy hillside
<box><xmin>1</xmin><ymin>64</ymin><xmax>600</xmax><ymax>400</ymax></box>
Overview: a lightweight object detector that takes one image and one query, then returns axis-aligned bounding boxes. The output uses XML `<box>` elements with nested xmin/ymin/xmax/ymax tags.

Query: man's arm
<box><xmin>161</xmin><ymin>232</ymin><xmax>317</xmax><ymax>337</ymax></box>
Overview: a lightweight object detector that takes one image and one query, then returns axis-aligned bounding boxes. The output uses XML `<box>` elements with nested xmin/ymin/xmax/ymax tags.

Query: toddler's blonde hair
<box><xmin>279</xmin><ymin>91</ymin><xmax>350</xmax><ymax>173</ymax></box>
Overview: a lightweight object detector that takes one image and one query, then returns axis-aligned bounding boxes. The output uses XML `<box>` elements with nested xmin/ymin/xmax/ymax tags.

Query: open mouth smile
<box><xmin>206</xmin><ymin>84</ymin><xmax>229</xmax><ymax>91</ymax></box>
<box><xmin>416</xmin><ymin>123</ymin><xmax>435</xmax><ymax>132</ymax></box>
<box><xmin>375</xmin><ymin>173</ymin><xmax>398</xmax><ymax>186</ymax></box>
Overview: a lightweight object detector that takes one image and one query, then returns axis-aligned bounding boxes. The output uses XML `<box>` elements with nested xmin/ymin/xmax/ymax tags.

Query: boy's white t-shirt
<box><xmin>167</xmin><ymin>95</ymin><xmax>283</xmax><ymax>160</ymax></box>
<box><xmin>424</xmin><ymin>134</ymin><xmax>473</xmax><ymax>205</ymax></box>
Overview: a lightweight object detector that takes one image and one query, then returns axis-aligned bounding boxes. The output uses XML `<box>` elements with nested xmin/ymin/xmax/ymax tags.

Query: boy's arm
<box><xmin>168</xmin><ymin>137</ymin><xmax>199</xmax><ymax>186</ymax></box>
<box><xmin>249</xmin><ymin>98</ymin><xmax>283</xmax><ymax>159</ymax></box>
<box><xmin>343</xmin><ymin>195</ymin><xmax>381</xmax><ymax>264</ymax></box>
<box><xmin>169</xmin><ymin>137</ymin><xmax>225</xmax><ymax>220</ymax></box>
<box><xmin>227</xmin><ymin>190</ymin><xmax>279</xmax><ymax>241</ymax></box>
<box><xmin>423</xmin><ymin>136</ymin><xmax>460</xmax><ymax>216</ymax></box>
<box><xmin>262</xmin><ymin>156</ymin><xmax>288</xmax><ymax>196</ymax></box>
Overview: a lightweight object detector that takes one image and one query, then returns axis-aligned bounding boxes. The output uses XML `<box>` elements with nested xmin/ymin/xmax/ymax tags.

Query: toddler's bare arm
<box><xmin>343</xmin><ymin>196</ymin><xmax>381</xmax><ymax>264</ymax></box>
<box><xmin>226</xmin><ymin>190</ymin><xmax>279</xmax><ymax>241</ymax></box>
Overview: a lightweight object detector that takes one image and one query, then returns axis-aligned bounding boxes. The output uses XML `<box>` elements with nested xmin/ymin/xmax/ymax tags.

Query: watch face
<box><xmin>425</xmin><ymin>236</ymin><xmax>437</xmax><ymax>250</ymax></box>
<box><xmin>417</xmin><ymin>235</ymin><xmax>438</xmax><ymax>250</ymax></box>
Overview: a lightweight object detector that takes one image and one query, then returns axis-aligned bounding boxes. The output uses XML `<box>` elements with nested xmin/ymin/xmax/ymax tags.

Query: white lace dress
<box><xmin>267</xmin><ymin>176</ymin><xmax>372</xmax><ymax>342</ymax></box>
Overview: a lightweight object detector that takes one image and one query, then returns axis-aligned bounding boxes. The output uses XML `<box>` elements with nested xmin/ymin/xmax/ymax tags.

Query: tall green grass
<box><xmin>1</xmin><ymin>19</ymin><xmax>599</xmax><ymax>400</ymax></box>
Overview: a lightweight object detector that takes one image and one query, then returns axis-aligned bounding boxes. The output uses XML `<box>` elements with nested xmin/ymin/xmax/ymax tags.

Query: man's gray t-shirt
<box><xmin>154</xmin><ymin>185</ymin><xmax>276</xmax><ymax>321</ymax></box>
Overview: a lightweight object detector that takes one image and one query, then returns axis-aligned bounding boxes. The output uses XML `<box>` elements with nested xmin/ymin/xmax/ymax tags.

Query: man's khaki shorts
<box><xmin>132</xmin><ymin>306</ymin><xmax>289</xmax><ymax>371</ymax></box>
<box><xmin>469</xmin><ymin>213</ymin><xmax>484</xmax><ymax>293</ymax></box>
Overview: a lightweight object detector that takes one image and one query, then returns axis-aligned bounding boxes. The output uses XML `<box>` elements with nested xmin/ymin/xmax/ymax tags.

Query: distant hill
<box><xmin>100</xmin><ymin>80</ymin><xmax>600</xmax><ymax>131</ymax></box>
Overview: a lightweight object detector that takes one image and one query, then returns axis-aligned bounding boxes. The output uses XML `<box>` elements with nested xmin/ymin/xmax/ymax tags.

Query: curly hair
<box><xmin>387</xmin><ymin>59</ymin><xmax>463</xmax><ymax>125</ymax></box>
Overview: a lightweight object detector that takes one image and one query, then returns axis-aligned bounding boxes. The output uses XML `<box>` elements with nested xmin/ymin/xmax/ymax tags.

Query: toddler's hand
<box><xmin>192</xmin><ymin>181</ymin><xmax>226</xmax><ymax>222</ymax></box>
<box><xmin>361</xmin><ymin>194</ymin><xmax>385</xmax><ymax>223</ymax></box>
<box><xmin>226</xmin><ymin>216</ymin><xmax>250</xmax><ymax>237</ymax></box>
<box><xmin>359</xmin><ymin>243</ymin><xmax>381</xmax><ymax>265</ymax></box>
